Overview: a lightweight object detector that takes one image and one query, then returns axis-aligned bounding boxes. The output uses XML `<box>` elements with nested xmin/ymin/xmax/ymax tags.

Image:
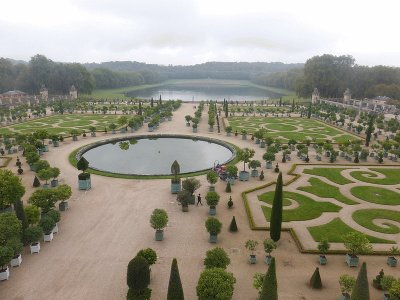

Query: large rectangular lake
<box><xmin>126</xmin><ymin>84</ymin><xmax>283</xmax><ymax>102</ymax></box>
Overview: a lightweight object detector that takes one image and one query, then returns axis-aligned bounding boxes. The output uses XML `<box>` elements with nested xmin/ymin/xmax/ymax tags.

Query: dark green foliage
<box><xmin>39</xmin><ymin>216</ymin><xmax>55</xmax><ymax>234</ymax></box>
<box><xmin>354</xmin><ymin>152</ymin><xmax>359</xmax><ymax>163</ymax></box>
<box><xmin>259</xmin><ymin>170</ymin><xmax>265</xmax><ymax>180</ymax></box>
<box><xmin>23</xmin><ymin>225</ymin><xmax>43</xmax><ymax>245</ymax></box>
<box><xmin>196</xmin><ymin>268</ymin><xmax>236</xmax><ymax>300</ymax></box>
<box><xmin>136</xmin><ymin>248</ymin><xmax>157</xmax><ymax>266</ymax></box>
<box><xmin>351</xmin><ymin>262</ymin><xmax>370</xmax><ymax>300</ymax></box>
<box><xmin>225</xmin><ymin>181</ymin><xmax>232</xmax><ymax>193</ymax></box>
<box><xmin>307</xmin><ymin>103</ymin><xmax>312</xmax><ymax>118</ymax></box>
<box><xmin>33</xmin><ymin>176</ymin><xmax>41</xmax><ymax>187</ymax></box>
<box><xmin>127</xmin><ymin>256</ymin><xmax>150</xmax><ymax>292</ymax></box>
<box><xmin>126</xmin><ymin>287</ymin><xmax>152</xmax><ymax>300</ymax></box>
<box><xmin>167</xmin><ymin>258</ymin><xmax>184</xmax><ymax>300</ymax></box>
<box><xmin>365</xmin><ymin>116</ymin><xmax>374</xmax><ymax>147</ymax></box>
<box><xmin>372</xmin><ymin>269</ymin><xmax>384</xmax><ymax>290</ymax></box>
<box><xmin>259</xmin><ymin>257</ymin><xmax>277</xmax><ymax>300</ymax></box>
<box><xmin>0</xmin><ymin>246</ymin><xmax>13</xmax><ymax>269</ymax></box>
<box><xmin>310</xmin><ymin>267</ymin><xmax>322</xmax><ymax>289</ymax></box>
<box><xmin>0</xmin><ymin>213</ymin><xmax>22</xmax><ymax>246</ymax></box>
<box><xmin>227</xmin><ymin>196</ymin><xmax>233</xmax><ymax>208</ymax></box>
<box><xmin>77</xmin><ymin>157</ymin><xmax>89</xmax><ymax>173</ymax></box>
<box><xmin>229</xmin><ymin>216</ymin><xmax>238</xmax><ymax>232</ymax></box>
<box><xmin>14</xmin><ymin>199</ymin><xmax>28</xmax><ymax>230</ymax></box>
<box><xmin>204</xmin><ymin>247</ymin><xmax>230</xmax><ymax>269</ymax></box>
<box><xmin>270</xmin><ymin>173</ymin><xmax>283</xmax><ymax>242</ymax></box>
<box><xmin>46</xmin><ymin>209</ymin><xmax>61</xmax><ymax>223</ymax></box>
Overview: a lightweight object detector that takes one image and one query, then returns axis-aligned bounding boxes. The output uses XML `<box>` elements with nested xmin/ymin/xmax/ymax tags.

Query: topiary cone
<box><xmin>310</xmin><ymin>267</ymin><xmax>322</xmax><ymax>289</ymax></box>
<box><xmin>33</xmin><ymin>176</ymin><xmax>41</xmax><ymax>187</ymax></box>
<box><xmin>225</xmin><ymin>181</ymin><xmax>231</xmax><ymax>193</ymax></box>
<box><xmin>351</xmin><ymin>262</ymin><xmax>370</xmax><ymax>300</ymax></box>
<box><xmin>229</xmin><ymin>216</ymin><xmax>238</xmax><ymax>232</ymax></box>
<box><xmin>167</xmin><ymin>258</ymin><xmax>184</xmax><ymax>300</ymax></box>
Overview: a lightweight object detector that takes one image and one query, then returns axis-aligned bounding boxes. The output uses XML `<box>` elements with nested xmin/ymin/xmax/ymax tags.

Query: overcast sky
<box><xmin>1</xmin><ymin>0</ymin><xmax>399</xmax><ymax>66</ymax></box>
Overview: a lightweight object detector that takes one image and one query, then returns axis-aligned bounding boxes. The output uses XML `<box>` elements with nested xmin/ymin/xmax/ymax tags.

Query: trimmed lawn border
<box><xmin>259</xmin><ymin>191</ymin><xmax>341</xmax><ymax>222</ymax></box>
<box><xmin>298</xmin><ymin>177</ymin><xmax>358</xmax><ymax>205</ymax></box>
<box><xmin>308</xmin><ymin>217</ymin><xmax>395</xmax><ymax>244</ymax></box>
<box><xmin>224</xmin><ymin>116</ymin><xmax>362</xmax><ymax>144</ymax></box>
<box><xmin>69</xmin><ymin>135</ymin><xmax>241</xmax><ymax>180</ymax></box>
<box><xmin>242</xmin><ymin>163</ymin><xmax>400</xmax><ymax>254</ymax></box>
<box><xmin>350</xmin><ymin>168</ymin><xmax>400</xmax><ymax>185</ymax></box>
<box><xmin>350</xmin><ymin>186</ymin><xmax>400</xmax><ymax>205</ymax></box>
<box><xmin>352</xmin><ymin>209</ymin><xmax>400</xmax><ymax>234</ymax></box>
<box><xmin>303</xmin><ymin>167</ymin><xmax>354</xmax><ymax>185</ymax></box>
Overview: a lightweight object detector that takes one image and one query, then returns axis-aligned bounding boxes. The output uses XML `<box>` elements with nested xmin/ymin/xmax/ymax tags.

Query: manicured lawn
<box><xmin>227</xmin><ymin>117</ymin><xmax>359</xmax><ymax>143</ymax></box>
<box><xmin>0</xmin><ymin>114</ymin><xmax>121</xmax><ymax>136</ymax></box>
<box><xmin>350</xmin><ymin>186</ymin><xmax>400</xmax><ymax>205</ymax></box>
<box><xmin>350</xmin><ymin>168</ymin><xmax>400</xmax><ymax>185</ymax></box>
<box><xmin>308</xmin><ymin>218</ymin><xmax>395</xmax><ymax>244</ymax></box>
<box><xmin>303</xmin><ymin>167</ymin><xmax>353</xmax><ymax>185</ymax></box>
<box><xmin>352</xmin><ymin>209</ymin><xmax>400</xmax><ymax>234</ymax></box>
<box><xmin>298</xmin><ymin>177</ymin><xmax>358</xmax><ymax>205</ymax></box>
<box><xmin>258</xmin><ymin>196</ymin><xmax>292</xmax><ymax>207</ymax></box>
<box><xmin>259</xmin><ymin>191</ymin><xmax>341</xmax><ymax>222</ymax></box>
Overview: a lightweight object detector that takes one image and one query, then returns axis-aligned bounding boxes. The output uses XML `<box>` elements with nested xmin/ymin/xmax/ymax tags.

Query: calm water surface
<box><xmin>126</xmin><ymin>85</ymin><xmax>282</xmax><ymax>101</ymax></box>
<box><xmin>83</xmin><ymin>137</ymin><xmax>233</xmax><ymax>175</ymax></box>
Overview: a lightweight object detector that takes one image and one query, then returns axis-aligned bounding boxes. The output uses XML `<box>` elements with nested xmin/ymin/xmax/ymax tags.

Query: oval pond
<box><xmin>81</xmin><ymin>136</ymin><xmax>234</xmax><ymax>175</ymax></box>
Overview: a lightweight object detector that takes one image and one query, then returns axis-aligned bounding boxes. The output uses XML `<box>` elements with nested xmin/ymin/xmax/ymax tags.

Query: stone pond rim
<box><xmin>75</xmin><ymin>134</ymin><xmax>237</xmax><ymax>177</ymax></box>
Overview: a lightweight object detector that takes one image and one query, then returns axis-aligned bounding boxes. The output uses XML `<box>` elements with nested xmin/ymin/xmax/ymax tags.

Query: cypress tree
<box><xmin>259</xmin><ymin>257</ymin><xmax>277</xmax><ymax>300</ymax></box>
<box><xmin>307</xmin><ymin>103</ymin><xmax>312</xmax><ymax>119</ymax></box>
<box><xmin>167</xmin><ymin>258</ymin><xmax>184</xmax><ymax>300</ymax></box>
<box><xmin>225</xmin><ymin>101</ymin><xmax>229</xmax><ymax>118</ymax></box>
<box><xmin>14</xmin><ymin>199</ymin><xmax>28</xmax><ymax>230</ymax></box>
<box><xmin>159</xmin><ymin>95</ymin><xmax>162</xmax><ymax>105</ymax></box>
<box><xmin>150</xmin><ymin>97</ymin><xmax>154</xmax><ymax>107</ymax></box>
<box><xmin>138</xmin><ymin>101</ymin><xmax>142</xmax><ymax>116</ymax></box>
<box><xmin>229</xmin><ymin>216</ymin><xmax>238</xmax><ymax>232</ymax></box>
<box><xmin>351</xmin><ymin>262</ymin><xmax>370</xmax><ymax>300</ymax></box>
<box><xmin>310</xmin><ymin>267</ymin><xmax>322</xmax><ymax>289</ymax></box>
<box><xmin>291</xmin><ymin>99</ymin><xmax>295</xmax><ymax>112</ymax></box>
<box><xmin>270</xmin><ymin>172</ymin><xmax>283</xmax><ymax>242</ymax></box>
<box><xmin>365</xmin><ymin>116</ymin><xmax>374</xmax><ymax>147</ymax></box>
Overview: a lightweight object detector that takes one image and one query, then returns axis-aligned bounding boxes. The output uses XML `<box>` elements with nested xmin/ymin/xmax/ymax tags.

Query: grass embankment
<box><xmin>308</xmin><ymin>218</ymin><xmax>395</xmax><ymax>244</ymax></box>
<box><xmin>259</xmin><ymin>191</ymin><xmax>341</xmax><ymax>222</ymax></box>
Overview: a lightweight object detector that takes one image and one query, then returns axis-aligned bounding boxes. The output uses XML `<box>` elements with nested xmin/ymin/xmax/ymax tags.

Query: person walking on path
<box><xmin>197</xmin><ymin>194</ymin><xmax>203</xmax><ymax>206</ymax></box>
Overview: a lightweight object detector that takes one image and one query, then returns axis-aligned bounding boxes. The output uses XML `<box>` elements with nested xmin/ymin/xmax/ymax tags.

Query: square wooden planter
<box><xmin>0</xmin><ymin>267</ymin><xmax>10</xmax><ymax>281</ymax></box>
<box><xmin>11</xmin><ymin>254</ymin><xmax>22</xmax><ymax>267</ymax></box>
<box><xmin>30</xmin><ymin>242</ymin><xmax>41</xmax><ymax>254</ymax></box>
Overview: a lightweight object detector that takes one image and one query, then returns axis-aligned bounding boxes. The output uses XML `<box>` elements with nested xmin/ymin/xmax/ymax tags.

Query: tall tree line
<box><xmin>0</xmin><ymin>55</ymin><xmax>95</xmax><ymax>94</ymax></box>
<box><xmin>252</xmin><ymin>54</ymin><xmax>400</xmax><ymax>100</ymax></box>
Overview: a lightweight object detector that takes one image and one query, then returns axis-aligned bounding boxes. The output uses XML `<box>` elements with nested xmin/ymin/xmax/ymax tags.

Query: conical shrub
<box><xmin>33</xmin><ymin>176</ymin><xmax>41</xmax><ymax>187</ymax></box>
<box><xmin>167</xmin><ymin>258</ymin><xmax>184</xmax><ymax>300</ymax></box>
<box><xmin>351</xmin><ymin>262</ymin><xmax>370</xmax><ymax>300</ymax></box>
<box><xmin>259</xmin><ymin>257</ymin><xmax>277</xmax><ymax>300</ymax></box>
<box><xmin>225</xmin><ymin>182</ymin><xmax>232</xmax><ymax>193</ymax></box>
<box><xmin>310</xmin><ymin>267</ymin><xmax>322</xmax><ymax>289</ymax></box>
<box><xmin>229</xmin><ymin>216</ymin><xmax>238</xmax><ymax>232</ymax></box>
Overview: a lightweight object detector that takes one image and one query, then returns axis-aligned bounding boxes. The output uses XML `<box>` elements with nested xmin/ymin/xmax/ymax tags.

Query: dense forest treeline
<box><xmin>253</xmin><ymin>54</ymin><xmax>400</xmax><ymax>100</ymax></box>
<box><xmin>1</xmin><ymin>54</ymin><xmax>400</xmax><ymax>101</ymax></box>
